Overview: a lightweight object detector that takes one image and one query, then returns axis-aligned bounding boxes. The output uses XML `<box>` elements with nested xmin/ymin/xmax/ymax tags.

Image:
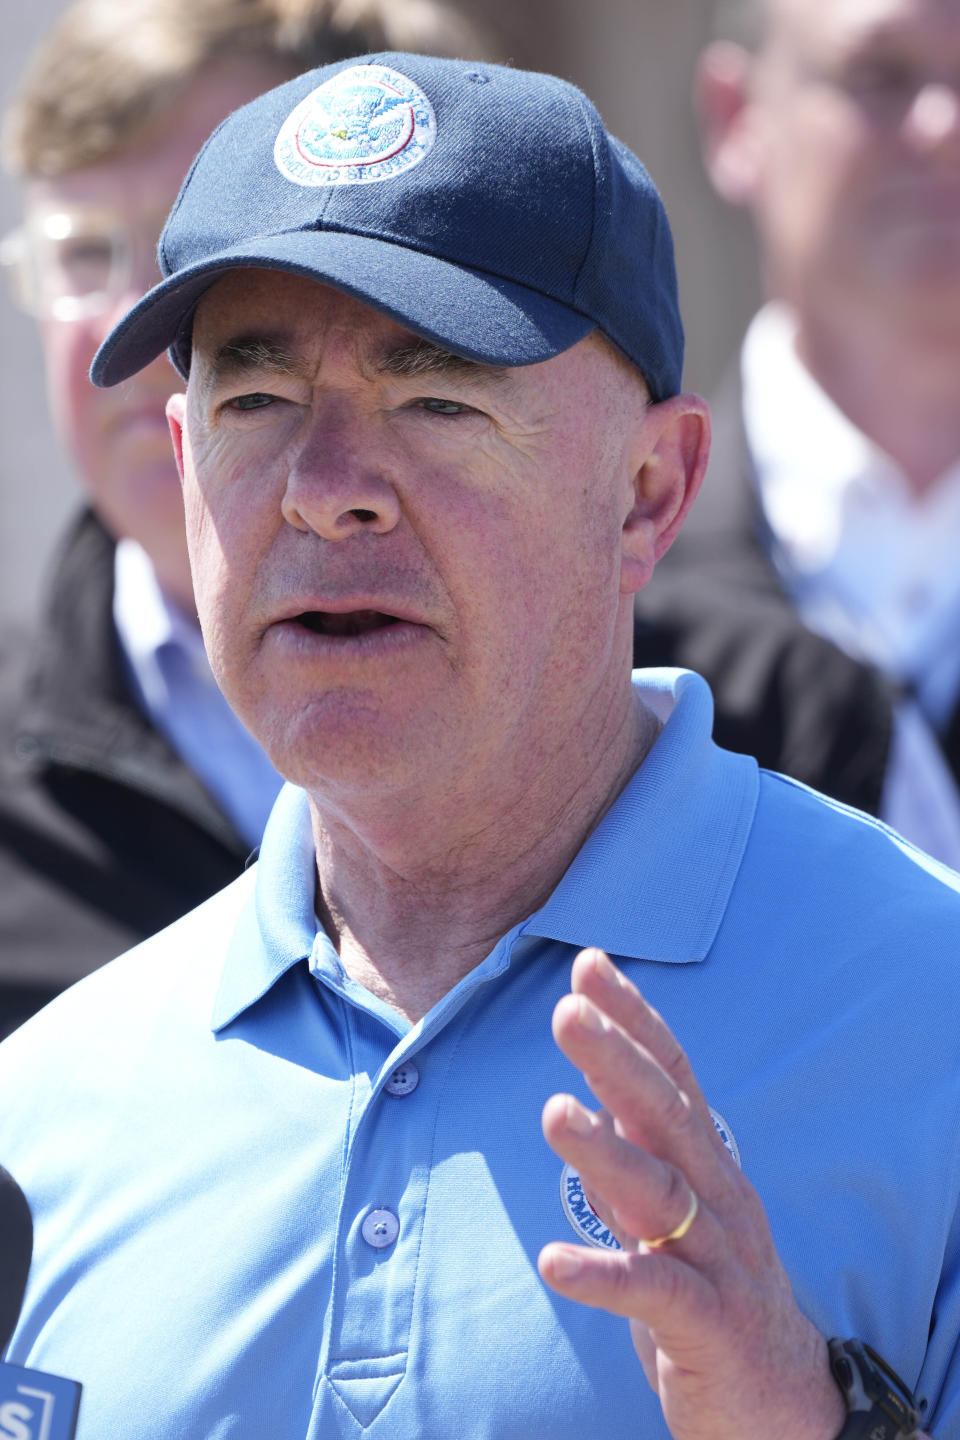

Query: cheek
<box><xmin>769</xmin><ymin>97</ymin><xmax>869</xmax><ymax>216</ymax></box>
<box><xmin>181</xmin><ymin>444</ymin><xmax>279</xmax><ymax>635</ymax></box>
<box><xmin>181</xmin><ymin>494</ymin><xmax>250</xmax><ymax>696</ymax></box>
<box><xmin>445</xmin><ymin>474</ymin><xmax>623</xmax><ymax>671</ymax></box>
<box><xmin>181</xmin><ymin>472</ymin><xmax>216</xmax><ymax>575</ymax></box>
<box><xmin>179</xmin><ymin>443</ymin><xmax>236</xmax><ymax>611</ymax></box>
<box><xmin>41</xmin><ymin>319</ymin><xmax>103</xmax><ymax>455</ymax></box>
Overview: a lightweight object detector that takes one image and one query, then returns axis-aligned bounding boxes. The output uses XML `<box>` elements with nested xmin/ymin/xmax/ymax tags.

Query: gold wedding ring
<box><xmin>642</xmin><ymin>1187</ymin><xmax>699</xmax><ymax>1249</ymax></box>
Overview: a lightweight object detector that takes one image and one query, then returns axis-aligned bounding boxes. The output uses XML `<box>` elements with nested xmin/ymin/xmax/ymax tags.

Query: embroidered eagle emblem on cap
<box><xmin>274</xmin><ymin>64</ymin><xmax>436</xmax><ymax>188</ymax></box>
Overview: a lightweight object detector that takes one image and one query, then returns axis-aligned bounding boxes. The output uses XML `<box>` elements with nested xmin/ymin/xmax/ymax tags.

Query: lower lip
<box><xmin>268</xmin><ymin>617</ymin><xmax>432</xmax><ymax>659</ymax></box>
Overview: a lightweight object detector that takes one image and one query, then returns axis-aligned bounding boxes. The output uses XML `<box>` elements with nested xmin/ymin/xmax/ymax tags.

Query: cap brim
<box><xmin>91</xmin><ymin>229</ymin><xmax>597</xmax><ymax>386</ymax></box>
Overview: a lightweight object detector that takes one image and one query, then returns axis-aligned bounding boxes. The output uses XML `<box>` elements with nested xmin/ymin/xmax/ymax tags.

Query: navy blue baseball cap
<box><xmin>91</xmin><ymin>53</ymin><xmax>684</xmax><ymax>400</ymax></box>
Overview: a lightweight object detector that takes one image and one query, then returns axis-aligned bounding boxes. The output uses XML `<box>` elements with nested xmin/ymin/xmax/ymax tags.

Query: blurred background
<box><xmin>0</xmin><ymin>0</ymin><xmax>759</xmax><ymax>621</ymax></box>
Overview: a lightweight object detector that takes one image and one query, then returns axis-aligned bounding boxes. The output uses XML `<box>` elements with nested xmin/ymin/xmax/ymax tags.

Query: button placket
<box><xmin>319</xmin><ymin>1011</ymin><xmax>481</xmax><ymax>1431</ymax></box>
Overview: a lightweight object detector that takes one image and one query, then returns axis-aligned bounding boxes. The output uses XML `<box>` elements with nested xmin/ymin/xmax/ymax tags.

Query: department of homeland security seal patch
<box><xmin>274</xmin><ymin>64</ymin><xmax>436</xmax><ymax>188</ymax></box>
<box><xmin>560</xmin><ymin>1164</ymin><xmax>622</xmax><ymax>1251</ymax></box>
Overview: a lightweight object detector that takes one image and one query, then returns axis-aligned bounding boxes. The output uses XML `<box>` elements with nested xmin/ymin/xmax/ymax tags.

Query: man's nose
<box><xmin>903</xmin><ymin>80</ymin><xmax>960</xmax><ymax>153</ymax></box>
<box><xmin>281</xmin><ymin>420</ymin><xmax>403</xmax><ymax>540</ymax></box>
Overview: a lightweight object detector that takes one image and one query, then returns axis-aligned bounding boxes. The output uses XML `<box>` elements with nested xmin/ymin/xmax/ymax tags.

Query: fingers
<box><xmin>550</xmin><ymin>988</ymin><xmax>734</xmax><ymax>1210</ymax></box>
<box><xmin>541</xmin><ymin>950</ymin><xmax>849</xmax><ymax>1440</ymax></box>
<box><xmin>542</xmin><ymin>1094</ymin><xmax>718</xmax><ymax>1258</ymax></box>
<box><xmin>537</xmin><ymin>1238</ymin><xmax>719</xmax><ymax>1344</ymax></box>
<box><xmin>571</xmin><ymin>947</ymin><xmax>715</xmax><ymax>1133</ymax></box>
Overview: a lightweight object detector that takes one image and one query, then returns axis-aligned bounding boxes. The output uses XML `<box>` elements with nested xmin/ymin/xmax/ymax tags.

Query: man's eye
<box><xmin>420</xmin><ymin>397</ymin><xmax>468</xmax><ymax>415</ymax></box>
<box><xmin>231</xmin><ymin>392</ymin><xmax>275</xmax><ymax>411</ymax></box>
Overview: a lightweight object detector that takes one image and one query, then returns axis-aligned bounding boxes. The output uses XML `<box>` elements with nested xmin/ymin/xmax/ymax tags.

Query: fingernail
<box><xmin>581</xmin><ymin>946</ymin><xmax>611</xmax><ymax>977</ymax></box>
<box><xmin>577</xmin><ymin>997</ymin><xmax>608</xmax><ymax>1034</ymax></box>
<box><xmin>548</xmin><ymin>1247</ymin><xmax>585</xmax><ymax>1282</ymax></box>
<box><xmin>601</xmin><ymin>950</ymin><xmax>624</xmax><ymax>984</ymax></box>
<box><xmin>564</xmin><ymin>1099</ymin><xmax>596</xmax><ymax>1136</ymax></box>
<box><xmin>591</xmin><ymin>949</ymin><xmax>625</xmax><ymax>990</ymax></box>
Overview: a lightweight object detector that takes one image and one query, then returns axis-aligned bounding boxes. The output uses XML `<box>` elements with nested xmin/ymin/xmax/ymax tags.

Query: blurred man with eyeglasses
<box><xmin>0</xmin><ymin>0</ymin><xmax>495</xmax><ymax>1037</ymax></box>
<box><xmin>634</xmin><ymin>0</ymin><xmax>960</xmax><ymax>868</ymax></box>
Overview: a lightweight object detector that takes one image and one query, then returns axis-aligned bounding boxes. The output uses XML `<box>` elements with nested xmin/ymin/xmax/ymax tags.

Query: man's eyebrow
<box><xmin>201</xmin><ymin>335</ymin><xmax>301</xmax><ymax>395</ymax></box>
<box><xmin>374</xmin><ymin>340</ymin><xmax>512</xmax><ymax>388</ymax></box>
<box><xmin>198</xmin><ymin>332</ymin><xmax>515</xmax><ymax>396</ymax></box>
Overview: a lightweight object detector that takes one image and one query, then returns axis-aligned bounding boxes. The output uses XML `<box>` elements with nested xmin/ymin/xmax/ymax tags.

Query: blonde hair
<box><xmin>5</xmin><ymin>0</ymin><xmax>499</xmax><ymax>177</ymax></box>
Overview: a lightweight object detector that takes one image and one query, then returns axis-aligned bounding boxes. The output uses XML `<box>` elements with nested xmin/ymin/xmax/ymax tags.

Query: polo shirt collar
<box><xmin>212</xmin><ymin>782</ymin><xmax>317</xmax><ymax>1030</ymax></box>
<box><xmin>525</xmin><ymin>669</ymin><xmax>757</xmax><ymax>962</ymax></box>
<box><xmin>212</xmin><ymin>669</ymin><xmax>758</xmax><ymax>1030</ymax></box>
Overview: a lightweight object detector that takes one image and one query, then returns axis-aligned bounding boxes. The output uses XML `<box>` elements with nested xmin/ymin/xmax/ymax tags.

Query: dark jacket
<box><xmin>0</xmin><ymin>510</ymin><xmax>251</xmax><ymax>1037</ymax></box>
<box><xmin>633</xmin><ymin>372</ymin><xmax>960</xmax><ymax>815</ymax></box>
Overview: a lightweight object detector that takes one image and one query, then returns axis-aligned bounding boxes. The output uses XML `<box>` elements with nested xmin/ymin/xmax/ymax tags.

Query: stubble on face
<box><xmin>176</xmin><ymin>273</ymin><xmax>651</xmax><ymax>830</ymax></box>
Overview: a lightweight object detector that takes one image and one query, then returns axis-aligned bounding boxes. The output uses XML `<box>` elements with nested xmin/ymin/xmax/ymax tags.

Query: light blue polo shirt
<box><xmin>2</xmin><ymin>669</ymin><xmax>960</xmax><ymax>1439</ymax></box>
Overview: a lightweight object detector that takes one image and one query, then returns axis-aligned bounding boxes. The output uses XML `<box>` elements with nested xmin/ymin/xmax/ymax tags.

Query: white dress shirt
<box><xmin>113</xmin><ymin>539</ymin><xmax>283</xmax><ymax>850</ymax></box>
<box><xmin>741</xmin><ymin>302</ymin><xmax>960</xmax><ymax>868</ymax></box>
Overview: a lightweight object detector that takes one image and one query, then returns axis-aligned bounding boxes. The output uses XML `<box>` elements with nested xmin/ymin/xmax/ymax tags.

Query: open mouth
<box><xmin>293</xmin><ymin>609</ymin><xmax>404</xmax><ymax>637</ymax></box>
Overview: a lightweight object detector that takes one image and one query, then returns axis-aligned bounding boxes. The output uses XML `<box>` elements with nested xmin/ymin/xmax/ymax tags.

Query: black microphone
<box><xmin>0</xmin><ymin>1167</ymin><xmax>81</xmax><ymax>1440</ymax></box>
<box><xmin>0</xmin><ymin>1167</ymin><xmax>32</xmax><ymax>1356</ymax></box>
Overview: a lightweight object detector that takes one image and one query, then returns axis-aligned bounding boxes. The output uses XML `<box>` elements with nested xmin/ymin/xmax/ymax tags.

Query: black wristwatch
<box><xmin>828</xmin><ymin>1338</ymin><xmax>922</xmax><ymax>1439</ymax></box>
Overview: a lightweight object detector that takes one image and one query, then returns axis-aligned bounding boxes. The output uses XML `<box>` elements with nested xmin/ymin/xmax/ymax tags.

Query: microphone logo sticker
<box><xmin>0</xmin><ymin>1365</ymin><xmax>81</xmax><ymax>1440</ymax></box>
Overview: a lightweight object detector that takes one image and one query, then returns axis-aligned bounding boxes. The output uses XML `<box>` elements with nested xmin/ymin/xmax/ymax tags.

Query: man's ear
<box><xmin>166</xmin><ymin>393</ymin><xmax>187</xmax><ymax>484</ymax></box>
<box><xmin>620</xmin><ymin>394</ymin><xmax>710</xmax><ymax>596</ymax></box>
<box><xmin>695</xmin><ymin>41</ymin><xmax>761</xmax><ymax>205</ymax></box>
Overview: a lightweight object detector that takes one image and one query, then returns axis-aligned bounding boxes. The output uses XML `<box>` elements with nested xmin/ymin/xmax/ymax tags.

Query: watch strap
<box><xmin>828</xmin><ymin>1338</ymin><xmax>921</xmax><ymax>1440</ymax></box>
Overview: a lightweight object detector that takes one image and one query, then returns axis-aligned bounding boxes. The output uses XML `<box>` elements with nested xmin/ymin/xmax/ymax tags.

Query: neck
<box><xmin>308</xmin><ymin>685</ymin><xmax>659</xmax><ymax>1024</ymax></box>
<box><xmin>794</xmin><ymin>301</ymin><xmax>960</xmax><ymax>497</ymax></box>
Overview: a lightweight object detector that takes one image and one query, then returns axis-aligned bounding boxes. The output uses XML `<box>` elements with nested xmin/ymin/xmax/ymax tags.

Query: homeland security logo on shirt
<box><xmin>560</xmin><ymin>1109</ymin><xmax>741</xmax><ymax>1248</ymax></box>
<box><xmin>560</xmin><ymin>1164</ymin><xmax>622</xmax><ymax>1251</ymax></box>
<box><xmin>274</xmin><ymin>65</ymin><xmax>437</xmax><ymax>188</ymax></box>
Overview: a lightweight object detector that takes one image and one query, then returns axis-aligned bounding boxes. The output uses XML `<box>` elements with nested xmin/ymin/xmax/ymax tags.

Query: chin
<box><xmin>254</xmin><ymin>695</ymin><xmax>424</xmax><ymax>794</ymax></box>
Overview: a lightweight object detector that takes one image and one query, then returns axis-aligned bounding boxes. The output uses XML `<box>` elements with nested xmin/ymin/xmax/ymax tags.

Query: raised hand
<box><xmin>538</xmin><ymin>947</ymin><xmax>847</xmax><ymax>1440</ymax></box>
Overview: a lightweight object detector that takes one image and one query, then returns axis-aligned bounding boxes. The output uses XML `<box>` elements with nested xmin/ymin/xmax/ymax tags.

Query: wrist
<box><xmin>776</xmin><ymin>1332</ymin><xmax>849</xmax><ymax>1440</ymax></box>
<box><xmin>827</xmin><ymin>1338</ymin><xmax>923</xmax><ymax>1440</ymax></box>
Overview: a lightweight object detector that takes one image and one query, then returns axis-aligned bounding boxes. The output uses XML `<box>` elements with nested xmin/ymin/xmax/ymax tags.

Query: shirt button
<box><xmin>384</xmin><ymin>1061</ymin><xmax>420</xmax><ymax>1097</ymax></box>
<box><xmin>362</xmin><ymin>1208</ymin><xmax>400</xmax><ymax>1250</ymax></box>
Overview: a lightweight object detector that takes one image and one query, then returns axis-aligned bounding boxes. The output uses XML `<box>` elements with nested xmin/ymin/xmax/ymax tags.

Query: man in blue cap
<box><xmin>0</xmin><ymin>53</ymin><xmax>952</xmax><ymax>1440</ymax></box>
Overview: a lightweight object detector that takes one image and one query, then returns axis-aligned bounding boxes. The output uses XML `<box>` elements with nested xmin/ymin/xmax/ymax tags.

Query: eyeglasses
<box><xmin>0</xmin><ymin>206</ymin><xmax>166</xmax><ymax>322</ymax></box>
